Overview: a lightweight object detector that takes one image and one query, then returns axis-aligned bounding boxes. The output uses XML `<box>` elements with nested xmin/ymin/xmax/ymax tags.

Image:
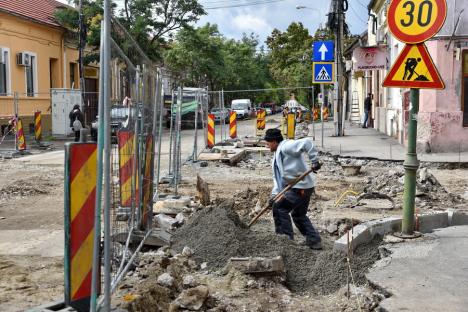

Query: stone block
<box><xmin>416</xmin><ymin>212</ymin><xmax>449</xmax><ymax>233</ymax></box>
<box><xmin>153</xmin><ymin>197</ymin><xmax>191</xmax><ymax>214</ymax></box>
<box><xmin>334</xmin><ymin>217</ymin><xmax>402</xmax><ymax>253</ymax></box>
<box><xmin>226</xmin><ymin>256</ymin><xmax>285</xmax><ymax>274</ymax></box>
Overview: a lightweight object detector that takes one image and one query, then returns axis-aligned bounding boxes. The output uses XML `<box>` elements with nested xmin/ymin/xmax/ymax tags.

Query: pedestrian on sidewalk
<box><xmin>363</xmin><ymin>93</ymin><xmax>372</xmax><ymax>128</ymax></box>
<box><xmin>69</xmin><ymin>104</ymin><xmax>84</xmax><ymax>142</ymax></box>
<box><xmin>264</xmin><ymin>128</ymin><xmax>322</xmax><ymax>250</ymax></box>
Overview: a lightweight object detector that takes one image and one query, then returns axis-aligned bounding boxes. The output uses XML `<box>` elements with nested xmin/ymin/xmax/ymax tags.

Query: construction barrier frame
<box><xmin>64</xmin><ymin>142</ymin><xmax>99</xmax><ymax>312</ymax></box>
<box><xmin>287</xmin><ymin>112</ymin><xmax>296</xmax><ymax>139</ymax></box>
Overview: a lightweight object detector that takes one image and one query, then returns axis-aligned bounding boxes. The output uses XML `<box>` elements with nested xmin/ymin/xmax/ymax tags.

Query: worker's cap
<box><xmin>264</xmin><ymin>128</ymin><xmax>283</xmax><ymax>142</ymax></box>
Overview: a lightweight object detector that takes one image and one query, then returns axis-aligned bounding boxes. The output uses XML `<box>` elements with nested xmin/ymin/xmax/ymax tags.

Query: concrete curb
<box><xmin>333</xmin><ymin>211</ymin><xmax>468</xmax><ymax>253</ymax></box>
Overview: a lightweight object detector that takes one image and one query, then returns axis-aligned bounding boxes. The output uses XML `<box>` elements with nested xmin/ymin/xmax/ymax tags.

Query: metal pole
<box><xmin>168</xmin><ymin>91</ymin><xmax>175</xmax><ymax>176</ymax></box>
<box><xmin>321</xmin><ymin>84</ymin><xmax>325</xmax><ymax>147</ymax></box>
<box><xmin>90</xmin><ymin>21</ymin><xmax>105</xmax><ymax>312</ymax></box>
<box><xmin>78</xmin><ymin>0</ymin><xmax>86</xmax><ymax>123</ymax></box>
<box><xmin>154</xmin><ymin>78</ymin><xmax>165</xmax><ymax>199</ymax></box>
<box><xmin>401</xmin><ymin>88</ymin><xmax>420</xmax><ymax>235</ymax></box>
<box><xmin>175</xmin><ymin>87</ymin><xmax>182</xmax><ymax>195</ymax></box>
<box><xmin>334</xmin><ymin>0</ymin><xmax>344</xmax><ymax>137</ymax></box>
<box><xmin>102</xmin><ymin>0</ymin><xmax>112</xmax><ymax>309</ymax></box>
<box><xmin>311</xmin><ymin>86</ymin><xmax>315</xmax><ymax>140</ymax></box>
<box><xmin>221</xmin><ymin>89</ymin><xmax>226</xmax><ymax>141</ymax></box>
<box><xmin>193</xmin><ymin>90</ymin><xmax>199</xmax><ymax>161</ymax></box>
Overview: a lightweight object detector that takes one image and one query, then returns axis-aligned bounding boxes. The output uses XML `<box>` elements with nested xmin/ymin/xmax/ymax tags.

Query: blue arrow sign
<box><xmin>312</xmin><ymin>41</ymin><xmax>334</xmax><ymax>62</ymax></box>
<box><xmin>313</xmin><ymin>62</ymin><xmax>334</xmax><ymax>84</ymax></box>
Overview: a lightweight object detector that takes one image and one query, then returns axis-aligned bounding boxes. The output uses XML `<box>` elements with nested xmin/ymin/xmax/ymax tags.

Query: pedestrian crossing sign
<box><xmin>383</xmin><ymin>43</ymin><xmax>444</xmax><ymax>89</ymax></box>
<box><xmin>313</xmin><ymin>62</ymin><xmax>335</xmax><ymax>84</ymax></box>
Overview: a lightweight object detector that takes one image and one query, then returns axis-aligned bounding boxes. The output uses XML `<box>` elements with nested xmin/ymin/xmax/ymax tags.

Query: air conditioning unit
<box><xmin>16</xmin><ymin>52</ymin><xmax>31</xmax><ymax>66</ymax></box>
<box><xmin>0</xmin><ymin>48</ymin><xmax>5</xmax><ymax>64</ymax></box>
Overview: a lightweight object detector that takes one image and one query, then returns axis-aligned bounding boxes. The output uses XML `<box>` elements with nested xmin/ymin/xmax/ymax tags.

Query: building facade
<box><xmin>348</xmin><ymin>0</ymin><xmax>468</xmax><ymax>153</ymax></box>
<box><xmin>0</xmin><ymin>0</ymin><xmax>87</xmax><ymax>135</ymax></box>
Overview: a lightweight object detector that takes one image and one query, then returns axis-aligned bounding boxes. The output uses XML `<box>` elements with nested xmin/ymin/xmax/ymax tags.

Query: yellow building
<box><xmin>0</xmin><ymin>0</ymin><xmax>94</xmax><ymax>135</ymax></box>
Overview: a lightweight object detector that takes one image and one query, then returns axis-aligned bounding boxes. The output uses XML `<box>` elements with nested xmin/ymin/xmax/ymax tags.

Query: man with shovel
<box><xmin>264</xmin><ymin>128</ymin><xmax>322</xmax><ymax>250</ymax></box>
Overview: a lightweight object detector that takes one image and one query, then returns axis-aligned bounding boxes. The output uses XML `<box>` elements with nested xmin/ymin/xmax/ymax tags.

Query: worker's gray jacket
<box><xmin>271</xmin><ymin>138</ymin><xmax>318</xmax><ymax>196</ymax></box>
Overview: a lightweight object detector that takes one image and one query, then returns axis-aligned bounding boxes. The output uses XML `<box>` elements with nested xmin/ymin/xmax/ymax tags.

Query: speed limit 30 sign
<box><xmin>388</xmin><ymin>0</ymin><xmax>447</xmax><ymax>43</ymax></box>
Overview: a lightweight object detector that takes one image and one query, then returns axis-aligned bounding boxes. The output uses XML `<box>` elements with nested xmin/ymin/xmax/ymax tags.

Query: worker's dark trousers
<box><xmin>272</xmin><ymin>188</ymin><xmax>321</xmax><ymax>244</ymax></box>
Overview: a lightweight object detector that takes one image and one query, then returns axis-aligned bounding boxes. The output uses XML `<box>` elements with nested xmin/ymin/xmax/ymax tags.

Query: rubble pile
<box><xmin>0</xmin><ymin>175</ymin><xmax>59</xmax><ymax>200</ymax></box>
<box><xmin>172</xmin><ymin>200</ymin><xmax>380</xmax><ymax>294</ymax></box>
<box><xmin>115</xmin><ymin>247</ymin><xmax>212</xmax><ymax>311</ymax></box>
<box><xmin>230</xmin><ymin>186</ymin><xmax>271</xmax><ymax>216</ymax></box>
<box><xmin>238</xmin><ymin>152</ymin><xmax>272</xmax><ymax>170</ymax></box>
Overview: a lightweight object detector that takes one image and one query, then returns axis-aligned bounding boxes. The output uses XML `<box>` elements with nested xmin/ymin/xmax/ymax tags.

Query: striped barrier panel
<box><xmin>313</xmin><ymin>108</ymin><xmax>320</xmax><ymax>121</ymax></box>
<box><xmin>229</xmin><ymin>111</ymin><xmax>237</xmax><ymax>139</ymax></box>
<box><xmin>34</xmin><ymin>111</ymin><xmax>42</xmax><ymax>142</ymax></box>
<box><xmin>64</xmin><ymin>142</ymin><xmax>99</xmax><ymax>311</ymax></box>
<box><xmin>287</xmin><ymin>112</ymin><xmax>296</xmax><ymax>139</ymax></box>
<box><xmin>207</xmin><ymin>114</ymin><xmax>215</xmax><ymax>148</ymax></box>
<box><xmin>118</xmin><ymin>131</ymin><xmax>139</xmax><ymax>208</ymax></box>
<box><xmin>323</xmin><ymin>107</ymin><xmax>329</xmax><ymax>121</ymax></box>
<box><xmin>16</xmin><ymin>118</ymin><xmax>27</xmax><ymax>151</ymax></box>
<box><xmin>256</xmin><ymin>109</ymin><xmax>266</xmax><ymax>136</ymax></box>
<box><xmin>141</xmin><ymin>134</ymin><xmax>154</xmax><ymax>229</ymax></box>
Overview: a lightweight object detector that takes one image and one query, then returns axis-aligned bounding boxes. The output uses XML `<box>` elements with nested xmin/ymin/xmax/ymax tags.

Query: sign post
<box><xmin>312</xmin><ymin>41</ymin><xmax>335</xmax><ymax>147</ymax></box>
<box><xmin>385</xmin><ymin>0</ymin><xmax>447</xmax><ymax>236</ymax></box>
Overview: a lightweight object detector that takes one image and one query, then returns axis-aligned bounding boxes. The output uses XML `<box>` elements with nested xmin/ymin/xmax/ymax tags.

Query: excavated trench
<box><xmin>172</xmin><ymin>199</ymin><xmax>381</xmax><ymax>294</ymax></box>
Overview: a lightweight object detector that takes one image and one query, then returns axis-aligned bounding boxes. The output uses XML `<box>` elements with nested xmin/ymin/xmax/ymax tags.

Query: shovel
<box><xmin>248</xmin><ymin>168</ymin><xmax>315</xmax><ymax>227</ymax></box>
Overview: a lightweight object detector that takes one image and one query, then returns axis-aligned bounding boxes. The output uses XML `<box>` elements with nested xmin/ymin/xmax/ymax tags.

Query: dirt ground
<box><xmin>0</xmin><ymin>141</ymin><xmax>467</xmax><ymax>311</ymax></box>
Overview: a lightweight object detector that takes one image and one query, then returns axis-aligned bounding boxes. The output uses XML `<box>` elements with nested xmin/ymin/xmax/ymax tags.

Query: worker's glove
<box><xmin>268</xmin><ymin>196</ymin><xmax>276</xmax><ymax>207</ymax></box>
<box><xmin>311</xmin><ymin>161</ymin><xmax>322</xmax><ymax>172</ymax></box>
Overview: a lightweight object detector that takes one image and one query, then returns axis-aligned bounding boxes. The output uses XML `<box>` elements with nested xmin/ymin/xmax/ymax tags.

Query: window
<box><xmin>25</xmin><ymin>54</ymin><xmax>37</xmax><ymax>97</ymax></box>
<box><xmin>463</xmin><ymin>50</ymin><xmax>468</xmax><ymax>127</ymax></box>
<box><xmin>70</xmin><ymin>63</ymin><xmax>76</xmax><ymax>88</ymax></box>
<box><xmin>0</xmin><ymin>48</ymin><xmax>10</xmax><ymax>96</ymax></box>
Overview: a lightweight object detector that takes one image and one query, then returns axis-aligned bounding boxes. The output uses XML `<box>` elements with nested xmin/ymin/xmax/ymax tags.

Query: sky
<box><xmin>196</xmin><ymin>0</ymin><xmax>369</xmax><ymax>45</ymax></box>
<box><xmin>58</xmin><ymin>0</ymin><xmax>369</xmax><ymax>46</ymax></box>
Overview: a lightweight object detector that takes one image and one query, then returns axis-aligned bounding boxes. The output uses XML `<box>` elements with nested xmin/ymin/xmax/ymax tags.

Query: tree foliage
<box><xmin>266</xmin><ymin>22</ymin><xmax>313</xmax><ymax>106</ymax></box>
<box><xmin>163</xmin><ymin>24</ymin><xmax>275</xmax><ymax>104</ymax></box>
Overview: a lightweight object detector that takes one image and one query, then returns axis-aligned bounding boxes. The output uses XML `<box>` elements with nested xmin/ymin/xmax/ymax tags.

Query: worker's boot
<box><xmin>301</xmin><ymin>239</ymin><xmax>323</xmax><ymax>250</ymax></box>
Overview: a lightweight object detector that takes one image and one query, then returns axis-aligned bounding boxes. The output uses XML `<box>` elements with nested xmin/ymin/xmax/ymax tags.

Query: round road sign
<box><xmin>388</xmin><ymin>0</ymin><xmax>447</xmax><ymax>43</ymax></box>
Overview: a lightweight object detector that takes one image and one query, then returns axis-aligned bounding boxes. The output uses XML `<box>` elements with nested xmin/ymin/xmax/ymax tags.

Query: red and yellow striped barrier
<box><xmin>141</xmin><ymin>135</ymin><xmax>154</xmax><ymax>229</ymax></box>
<box><xmin>34</xmin><ymin>111</ymin><xmax>42</xmax><ymax>142</ymax></box>
<box><xmin>16</xmin><ymin>118</ymin><xmax>27</xmax><ymax>151</ymax></box>
<box><xmin>313</xmin><ymin>107</ymin><xmax>320</xmax><ymax>121</ymax></box>
<box><xmin>65</xmin><ymin>143</ymin><xmax>99</xmax><ymax>311</ymax></box>
<box><xmin>323</xmin><ymin>106</ymin><xmax>329</xmax><ymax>121</ymax></box>
<box><xmin>256</xmin><ymin>109</ymin><xmax>266</xmax><ymax>136</ymax></box>
<box><xmin>287</xmin><ymin>112</ymin><xmax>295</xmax><ymax>139</ymax></box>
<box><xmin>207</xmin><ymin>114</ymin><xmax>215</xmax><ymax>148</ymax></box>
<box><xmin>229</xmin><ymin>111</ymin><xmax>237</xmax><ymax>139</ymax></box>
<box><xmin>118</xmin><ymin>131</ymin><xmax>139</xmax><ymax>208</ymax></box>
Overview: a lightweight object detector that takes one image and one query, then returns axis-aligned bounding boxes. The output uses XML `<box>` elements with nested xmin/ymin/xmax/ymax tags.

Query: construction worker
<box><xmin>264</xmin><ymin>128</ymin><xmax>322</xmax><ymax>250</ymax></box>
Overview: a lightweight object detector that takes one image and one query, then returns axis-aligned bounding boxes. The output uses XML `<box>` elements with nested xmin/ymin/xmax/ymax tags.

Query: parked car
<box><xmin>90</xmin><ymin>106</ymin><xmax>133</xmax><ymax>142</ymax></box>
<box><xmin>231</xmin><ymin>99</ymin><xmax>252</xmax><ymax>119</ymax></box>
<box><xmin>210</xmin><ymin>108</ymin><xmax>230</xmax><ymax>123</ymax></box>
<box><xmin>265</xmin><ymin>107</ymin><xmax>272</xmax><ymax>115</ymax></box>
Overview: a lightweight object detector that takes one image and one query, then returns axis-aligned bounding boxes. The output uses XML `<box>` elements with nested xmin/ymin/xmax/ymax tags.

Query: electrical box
<box><xmin>16</xmin><ymin>52</ymin><xmax>31</xmax><ymax>66</ymax></box>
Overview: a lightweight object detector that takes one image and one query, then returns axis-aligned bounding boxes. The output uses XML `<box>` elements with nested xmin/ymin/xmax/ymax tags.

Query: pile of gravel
<box><xmin>172</xmin><ymin>200</ymin><xmax>380</xmax><ymax>294</ymax></box>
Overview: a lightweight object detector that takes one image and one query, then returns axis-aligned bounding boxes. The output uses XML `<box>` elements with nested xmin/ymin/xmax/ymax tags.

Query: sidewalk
<box><xmin>304</xmin><ymin>120</ymin><xmax>468</xmax><ymax>163</ymax></box>
<box><xmin>366</xmin><ymin>226</ymin><xmax>468</xmax><ymax>312</ymax></box>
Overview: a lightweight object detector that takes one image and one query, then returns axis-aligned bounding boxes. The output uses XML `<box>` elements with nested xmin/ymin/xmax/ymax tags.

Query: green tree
<box><xmin>266</xmin><ymin>22</ymin><xmax>313</xmax><ymax>106</ymax></box>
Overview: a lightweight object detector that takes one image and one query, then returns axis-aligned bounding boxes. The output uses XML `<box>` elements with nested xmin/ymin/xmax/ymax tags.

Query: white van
<box><xmin>231</xmin><ymin>99</ymin><xmax>252</xmax><ymax>119</ymax></box>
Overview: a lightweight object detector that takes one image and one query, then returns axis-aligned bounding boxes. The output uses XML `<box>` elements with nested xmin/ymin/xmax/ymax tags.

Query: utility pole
<box><xmin>78</xmin><ymin>0</ymin><xmax>86</xmax><ymax>118</ymax></box>
<box><xmin>330</xmin><ymin>0</ymin><xmax>345</xmax><ymax>137</ymax></box>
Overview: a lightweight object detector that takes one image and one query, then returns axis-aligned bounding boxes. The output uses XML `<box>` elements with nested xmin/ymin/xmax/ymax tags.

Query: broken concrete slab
<box><xmin>226</xmin><ymin>256</ymin><xmax>285</xmax><ymax>274</ymax></box>
<box><xmin>172</xmin><ymin>285</ymin><xmax>209</xmax><ymax>311</ymax></box>
<box><xmin>154</xmin><ymin>214</ymin><xmax>180</xmax><ymax>231</ymax></box>
<box><xmin>113</xmin><ymin>229</ymin><xmax>171</xmax><ymax>247</ymax></box>
<box><xmin>153</xmin><ymin>197</ymin><xmax>191</xmax><ymax>215</ymax></box>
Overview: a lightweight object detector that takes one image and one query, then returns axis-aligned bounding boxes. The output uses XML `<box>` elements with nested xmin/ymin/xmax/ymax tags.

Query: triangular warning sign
<box><xmin>383</xmin><ymin>43</ymin><xmax>444</xmax><ymax>89</ymax></box>
<box><xmin>316</xmin><ymin>66</ymin><xmax>331</xmax><ymax>80</ymax></box>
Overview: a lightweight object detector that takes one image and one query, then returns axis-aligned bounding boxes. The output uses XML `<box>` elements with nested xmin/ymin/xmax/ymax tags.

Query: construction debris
<box><xmin>226</xmin><ymin>256</ymin><xmax>285</xmax><ymax>274</ymax></box>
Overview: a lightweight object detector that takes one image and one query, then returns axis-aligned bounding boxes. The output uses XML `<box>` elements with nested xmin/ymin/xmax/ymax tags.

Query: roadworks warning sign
<box><xmin>383</xmin><ymin>43</ymin><xmax>444</xmax><ymax>89</ymax></box>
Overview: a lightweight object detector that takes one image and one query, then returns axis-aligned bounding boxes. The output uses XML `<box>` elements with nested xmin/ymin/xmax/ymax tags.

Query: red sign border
<box><xmin>383</xmin><ymin>43</ymin><xmax>445</xmax><ymax>89</ymax></box>
<box><xmin>388</xmin><ymin>0</ymin><xmax>447</xmax><ymax>44</ymax></box>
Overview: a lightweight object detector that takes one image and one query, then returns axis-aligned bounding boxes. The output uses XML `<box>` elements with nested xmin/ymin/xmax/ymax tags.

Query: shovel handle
<box><xmin>248</xmin><ymin>168</ymin><xmax>315</xmax><ymax>227</ymax></box>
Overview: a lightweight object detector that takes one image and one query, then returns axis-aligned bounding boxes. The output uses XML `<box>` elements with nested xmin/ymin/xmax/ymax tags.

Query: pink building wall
<box><xmin>417</xmin><ymin>40</ymin><xmax>468</xmax><ymax>152</ymax></box>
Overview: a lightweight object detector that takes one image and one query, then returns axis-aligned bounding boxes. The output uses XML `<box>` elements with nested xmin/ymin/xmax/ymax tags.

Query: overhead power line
<box><xmin>209</xmin><ymin>86</ymin><xmax>314</xmax><ymax>93</ymax></box>
<box><xmin>203</xmin><ymin>0</ymin><xmax>286</xmax><ymax>10</ymax></box>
